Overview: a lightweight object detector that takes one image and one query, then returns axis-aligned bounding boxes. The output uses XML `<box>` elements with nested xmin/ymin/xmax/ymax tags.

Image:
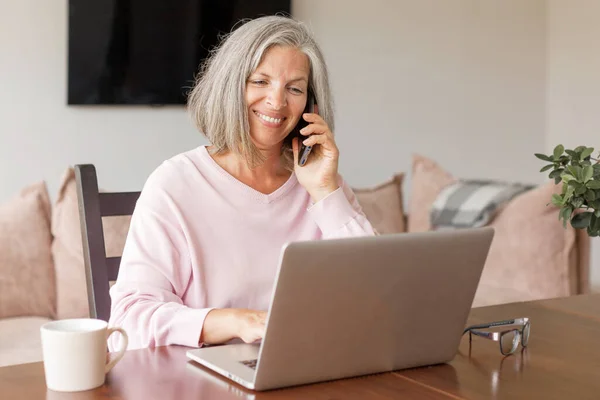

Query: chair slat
<box><xmin>106</xmin><ymin>257</ymin><xmax>121</xmax><ymax>281</ymax></box>
<box><xmin>75</xmin><ymin>164</ymin><xmax>140</xmax><ymax>322</ymax></box>
<box><xmin>99</xmin><ymin>192</ymin><xmax>140</xmax><ymax>217</ymax></box>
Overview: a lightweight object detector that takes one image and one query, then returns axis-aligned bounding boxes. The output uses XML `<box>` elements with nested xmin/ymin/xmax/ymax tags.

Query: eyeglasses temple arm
<box><xmin>463</xmin><ymin>318</ymin><xmax>519</xmax><ymax>333</ymax></box>
<box><xmin>468</xmin><ymin>330</ymin><xmax>495</xmax><ymax>340</ymax></box>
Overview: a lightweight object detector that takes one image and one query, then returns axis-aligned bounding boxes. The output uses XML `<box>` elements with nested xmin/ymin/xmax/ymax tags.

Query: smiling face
<box><xmin>245</xmin><ymin>45</ymin><xmax>310</xmax><ymax>151</ymax></box>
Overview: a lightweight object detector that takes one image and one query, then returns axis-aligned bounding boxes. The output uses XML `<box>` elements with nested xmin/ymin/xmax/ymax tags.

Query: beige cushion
<box><xmin>52</xmin><ymin>168</ymin><xmax>131</xmax><ymax>319</ymax></box>
<box><xmin>353</xmin><ymin>174</ymin><xmax>406</xmax><ymax>234</ymax></box>
<box><xmin>407</xmin><ymin>154</ymin><xmax>578</xmax><ymax>304</ymax></box>
<box><xmin>0</xmin><ymin>182</ymin><xmax>56</xmax><ymax>319</ymax></box>
<box><xmin>0</xmin><ymin>316</ymin><xmax>52</xmax><ymax>367</ymax></box>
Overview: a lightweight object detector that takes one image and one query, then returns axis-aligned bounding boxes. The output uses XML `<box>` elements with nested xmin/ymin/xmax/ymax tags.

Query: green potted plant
<box><xmin>535</xmin><ymin>145</ymin><xmax>600</xmax><ymax>236</ymax></box>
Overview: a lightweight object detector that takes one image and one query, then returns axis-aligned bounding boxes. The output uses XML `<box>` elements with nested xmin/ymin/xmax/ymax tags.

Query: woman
<box><xmin>108</xmin><ymin>15</ymin><xmax>376</xmax><ymax>351</ymax></box>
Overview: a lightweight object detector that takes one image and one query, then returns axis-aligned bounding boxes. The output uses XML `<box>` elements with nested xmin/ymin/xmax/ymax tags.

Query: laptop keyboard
<box><xmin>240</xmin><ymin>359</ymin><xmax>258</xmax><ymax>370</ymax></box>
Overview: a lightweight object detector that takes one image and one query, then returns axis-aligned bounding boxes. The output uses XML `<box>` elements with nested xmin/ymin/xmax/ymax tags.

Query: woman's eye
<box><xmin>289</xmin><ymin>87</ymin><xmax>303</xmax><ymax>94</ymax></box>
<box><xmin>251</xmin><ymin>80</ymin><xmax>267</xmax><ymax>85</ymax></box>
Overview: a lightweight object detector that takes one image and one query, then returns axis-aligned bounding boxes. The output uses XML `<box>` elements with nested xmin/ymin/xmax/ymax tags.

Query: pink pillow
<box><xmin>353</xmin><ymin>174</ymin><xmax>406</xmax><ymax>234</ymax></box>
<box><xmin>52</xmin><ymin>168</ymin><xmax>131</xmax><ymax>319</ymax></box>
<box><xmin>0</xmin><ymin>182</ymin><xmax>56</xmax><ymax>319</ymax></box>
<box><xmin>407</xmin><ymin>155</ymin><xmax>456</xmax><ymax>232</ymax></box>
<box><xmin>408</xmin><ymin>154</ymin><xmax>579</xmax><ymax>303</ymax></box>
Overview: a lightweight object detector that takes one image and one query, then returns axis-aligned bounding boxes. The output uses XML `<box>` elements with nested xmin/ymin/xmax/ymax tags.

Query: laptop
<box><xmin>186</xmin><ymin>227</ymin><xmax>494</xmax><ymax>391</ymax></box>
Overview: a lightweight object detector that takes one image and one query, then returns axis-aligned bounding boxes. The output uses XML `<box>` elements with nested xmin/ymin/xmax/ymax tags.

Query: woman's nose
<box><xmin>266</xmin><ymin>89</ymin><xmax>287</xmax><ymax>110</ymax></box>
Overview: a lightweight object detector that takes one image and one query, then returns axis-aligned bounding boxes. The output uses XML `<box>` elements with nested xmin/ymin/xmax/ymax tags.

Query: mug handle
<box><xmin>105</xmin><ymin>327</ymin><xmax>129</xmax><ymax>373</ymax></box>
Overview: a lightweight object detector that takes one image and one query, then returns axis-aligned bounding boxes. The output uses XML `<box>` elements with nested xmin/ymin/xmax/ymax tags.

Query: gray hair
<box><xmin>187</xmin><ymin>15</ymin><xmax>334</xmax><ymax>170</ymax></box>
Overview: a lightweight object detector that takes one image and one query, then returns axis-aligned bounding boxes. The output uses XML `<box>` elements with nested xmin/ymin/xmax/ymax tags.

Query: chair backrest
<box><xmin>74</xmin><ymin>164</ymin><xmax>140</xmax><ymax>322</ymax></box>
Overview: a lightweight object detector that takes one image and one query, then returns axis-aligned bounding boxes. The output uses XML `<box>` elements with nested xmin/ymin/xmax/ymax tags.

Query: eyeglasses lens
<box><xmin>522</xmin><ymin>322</ymin><xmax>530</xmax><ymax>347</ymax></box>
<box><xmin>500</xmin><ymin>330</ymin><xmax>519</xmax><ymax>355</ymax></box>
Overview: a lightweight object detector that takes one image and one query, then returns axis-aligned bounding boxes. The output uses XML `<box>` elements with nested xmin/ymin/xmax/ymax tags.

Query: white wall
<box><xmin>293</xmin><ymin>0</ymin><xmax>547</xmax><ymax>189</ymax></box>
<box><xmin>0</xmin><ymin>0</ymin><xmax>202</xmax><ymax>200</ymax></box>
<box><xmin>547</xmin><ymin>0</ymin><xmax>600</xmax><ymax>288</ymax></box>
<box><xmin>0</xmin><ymin>0</ymin><xmax>546</xmax><ymax>202</ymax></box>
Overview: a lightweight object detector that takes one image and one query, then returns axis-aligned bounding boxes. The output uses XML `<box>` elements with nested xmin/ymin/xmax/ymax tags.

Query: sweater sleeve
<box><xmin>307</xmin><ymin>175</ymin><xmax>378</xmax><ymax>239</ymax></box>
<box><xmin>107</xmin><ymin>170</ymin><xmax>212</xmax><ymax>352</ymax></box>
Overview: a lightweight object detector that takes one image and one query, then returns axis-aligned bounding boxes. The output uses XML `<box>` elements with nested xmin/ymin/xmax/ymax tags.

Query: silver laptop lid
<box><xmin>253</xmin><ymin>228</ymin><xmax>494</xmax><ymax>390</ymax></box>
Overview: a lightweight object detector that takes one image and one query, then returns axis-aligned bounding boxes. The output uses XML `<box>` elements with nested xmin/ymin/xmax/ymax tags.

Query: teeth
<box><xmin>255</xmin><ymin>111</ymin><xmax>283</xmax><ymax>124</ymax></box>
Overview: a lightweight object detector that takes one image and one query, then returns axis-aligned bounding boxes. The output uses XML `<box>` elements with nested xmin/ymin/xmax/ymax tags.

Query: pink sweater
<box><xmin>108</xmin><ymin>146</ymin><xmax>376</xmax><ymax>351</ymax></box>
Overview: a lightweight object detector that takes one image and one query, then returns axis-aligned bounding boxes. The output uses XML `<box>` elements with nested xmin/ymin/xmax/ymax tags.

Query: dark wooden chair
<box><xmin>74</xmin><ymin>164</ymin><xmax>141</xmax><ymax>322</ymax></box>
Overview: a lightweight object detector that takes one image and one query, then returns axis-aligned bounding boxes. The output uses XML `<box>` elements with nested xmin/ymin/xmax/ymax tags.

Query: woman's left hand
<box><xmin>292</xmin><ymin>108</ymin><xmax>340</xmax><ymax>203</ymax></box>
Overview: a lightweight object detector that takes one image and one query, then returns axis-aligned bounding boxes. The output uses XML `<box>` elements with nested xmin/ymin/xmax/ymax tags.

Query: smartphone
<box><xmin>294</xmin><ymin>93</ymin><xmax>316</xmax><ymax>166</ymax></box>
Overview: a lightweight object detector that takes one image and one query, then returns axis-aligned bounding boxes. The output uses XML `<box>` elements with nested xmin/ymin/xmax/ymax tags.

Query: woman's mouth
<box><xmin>254</xmin><ymin>111</ymin><xmax>286</xmax><ymax>127</ymax></box>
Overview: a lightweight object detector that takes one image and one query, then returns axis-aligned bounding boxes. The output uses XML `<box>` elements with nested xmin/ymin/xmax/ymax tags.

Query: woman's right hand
<box><xmin>234</xmin><ymin>309</ymin><xmax>267</xmax><ymax>343</ymax></box>
<box><xmin>200</xmin><ymin>308</ymin><xmax>267</xmax><ymax>345</ymax></box>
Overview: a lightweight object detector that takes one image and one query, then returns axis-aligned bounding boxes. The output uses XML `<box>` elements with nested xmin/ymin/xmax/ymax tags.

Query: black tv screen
<box><xmin>68</xmin><ymin>0</ymin><xmax>291</xmax><ymax>105</ymax></box>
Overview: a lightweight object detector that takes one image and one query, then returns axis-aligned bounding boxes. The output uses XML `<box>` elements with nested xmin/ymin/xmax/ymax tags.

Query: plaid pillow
<box><xmin>430</xmin><ymin>180</ymin><xmax>534</xmax><ymax>229</ymax></box>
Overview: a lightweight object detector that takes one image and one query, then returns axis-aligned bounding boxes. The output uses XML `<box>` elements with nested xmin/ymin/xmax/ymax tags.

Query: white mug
<box><xmin>40</xmin><ymin>318</ymin><xmax>128</xmax><ymax>392</ymax></box>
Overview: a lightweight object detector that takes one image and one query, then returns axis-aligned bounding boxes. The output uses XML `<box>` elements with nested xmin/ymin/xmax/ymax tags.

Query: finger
<box><xmin>259</xmin><ymin>311</ymin><xmax>268</xmax><ymax>322</ymax></box>
<box><xmin>302</xmin><ymin>134</ymin><xmax>330</xmax><ymax>148</ymax></box>
<box><xmin>302</xmin><ymin>112</ymin><xmax>324</xmax><ymax>124</ymax></box>
<box><xmin>299</xmin><ymin>122</ymin><xmax>329</xmax><ymax>137</ymax></box>
<box><xmin>243</xmin><ymin>334</ymin><xmax>262</xmax><ymax>344</ymax></box>
<box><xmin>252</xmin><ymin>327</ymin><xmax>266</xmax><ymax>342</ymax></box>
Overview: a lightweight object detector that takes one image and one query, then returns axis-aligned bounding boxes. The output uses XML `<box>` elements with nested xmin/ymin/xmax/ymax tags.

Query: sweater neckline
<box><xmin>198</xmin><ymin>145</ymin><xmax>298</xmax><ymax>204</ymax></box>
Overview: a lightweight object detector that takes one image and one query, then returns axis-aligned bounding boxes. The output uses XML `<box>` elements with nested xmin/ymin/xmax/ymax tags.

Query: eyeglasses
<box><xmin>463</xmin><ymin>317</ymin><xmax>530</xmax><ymax>356</ymax></box>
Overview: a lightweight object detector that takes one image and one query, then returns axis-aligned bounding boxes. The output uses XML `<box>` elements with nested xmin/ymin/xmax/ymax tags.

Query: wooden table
<box><xmin>2</xmin><ymin>294</ymin><xmax>600</xmax><ymax>399</ymax></box>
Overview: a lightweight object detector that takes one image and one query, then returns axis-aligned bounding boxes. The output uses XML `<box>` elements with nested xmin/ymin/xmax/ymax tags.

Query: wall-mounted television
<box><xmin>68</xmin><ymin>0</ymin><xmax>291</xmax><ymax>105</ymax></box>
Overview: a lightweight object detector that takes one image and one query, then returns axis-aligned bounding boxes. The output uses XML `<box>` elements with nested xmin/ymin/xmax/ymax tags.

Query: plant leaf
<box><xmin>549</xmin><ymin>169</ymin><xmax>564</xmax><ymax>179</ymax></box>
<box><xmin>561</xmin><ymin>206</ymin><xmax>574</xmax><ymax>228</ymax></box>
<box><xmin>588</xmin><ymin>214</ymin><xmax>600</xmax><ymax>237</ymax></box>
<box><xmin>575</xmin><ymin>185</ymin><xmax>588</xmax><ymax>196</ymax></box>
<box><xmin>586</xmin><ymin>180</ymin><xmax>600</xmax><ymax>189</ymax></box>
<box><xmin>571</xmin><ymin>212</ymin><xmax>593</xmax><ymax>229</ymax></box>
<box><xmin>568</xmin><ymin>165</ymin><xmax>583</xmax><ymax>180</ymax></box>
<box><xmin>583</xmin><ymin>166</ymin><xmax>594</xmax><ymax>182</ymax></box>
<box><xmin>564</xmin><ymin>185</ymin><xmax>575</xmax><ymax>202</ymax></box>
<box><xmin>572</xmin><ymin>196</ymin><xmax>585</xmax><ymax>208</ymax></box>
<box><xmin>553</xmin><ymin>145</ymin><xmax>565</xmax><ymax>160</ymax></box>
<box><xmin>593</xmin><ymin>213</ymin><xmax>600</xmax><ymax>232</ymax></box>
<box><xmin>540</xmin><ymin>164</ymin><xmax>554</xmax><ymax>172</ymax></box>
<box><xmin>562</xmin><ymin>174</ymin><xmax>576</xmax><ymax>183</ymax></box>
<box><xmin>566</xmin><ymin>150</ymin><xmax>578</xmax><ymax>157</ymax></box>
<box><xmin>535</xmin><ymin>153</ymin><xmax>554</xmax><ymax>162</ymax></box>
<box><xmin>585</xmin><ymin>190</ymin><xmax>597</xmax><ymax>202</ymax></box>
<box><xmin>581</xmin><ymin>147</ymin><xmax>595</xmax><ymax>159</ymax></box>
<box><xmin>551</xmin><ymin>194</ymin><xmax>563</xmax><ymax>207</ymax></box>
<box><xmin>575</xmin><ymin>145</ymin><xmax>587</xmax><ymax>153</ymax></box>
